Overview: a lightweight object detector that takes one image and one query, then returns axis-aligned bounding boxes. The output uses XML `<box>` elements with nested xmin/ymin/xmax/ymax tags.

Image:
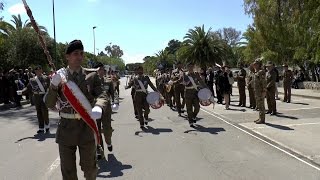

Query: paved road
<box><xmin>0</xmin><ymin>77</ymin><xmax>320</xmax><ymax>180</ymax></box>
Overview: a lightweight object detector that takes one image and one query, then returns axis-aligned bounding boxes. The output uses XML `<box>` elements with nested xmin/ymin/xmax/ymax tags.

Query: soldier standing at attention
<box><xmin>247</xmin><ymin>64</ymin><xmax>256</xmax><ymax>109</ymax></box>
<box><xmin>45</xmin><ymin>40</ymin><xmax>108</xmax><ymax>180</ymax></box>
<box><xmin>237</xmin><ymin>63</ymin><xmax>247</xmax><ymax>107</ymax></box>
<box><xmin>126</xmin><ymin>66</ymin><xmax>158</xmax><ymax>129</ymax></box>
<box><xmin>94</xmin><ymin>62</ymin><xmax>114</xmax><ymax>160</ymax></box>
<box><xmin>283</xmin><ymin>63</ymin><xmax>293</xmax><ymax>103</ymax></box>
<box><xmin>184</xmin><ymin>62</ymin><xmax>206</xmax><ymax>127</ymax></box>
<box><xmin>20</xmin><ymin>65</ymin><xmax>50</xmax><ymax>133</ymax></box>
<box><xmin>265</xmin><ymin>61</ymin><xmax>277</xmax><ymax>115</ymax></box>
<box><xmin>253</xmin><ymin>59</ymin><xmax>267</xmax><ymax>124</ymax></box>
<box><xmin>172</xmin><ymin>61</ymin><xmax>185</xmax><ymax>116</ymax></box>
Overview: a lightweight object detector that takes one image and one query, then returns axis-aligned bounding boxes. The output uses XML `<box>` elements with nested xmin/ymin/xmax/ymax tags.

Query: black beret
<box><xmin>94</xmin><ymin>62</ymin><xmax>104</xmax><ymax>69</ymax></box>
<box><xmin>66</xmin><ymin>40</ymin><xmax>84</xmax><ymax>54</ymax></box>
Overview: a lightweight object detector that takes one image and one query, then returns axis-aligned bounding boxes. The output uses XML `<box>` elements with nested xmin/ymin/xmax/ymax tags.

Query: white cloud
<box><xmin>8</xmin><ymin>3</ymin><xmax>26</xmax><ymax>15</ymax></box>
<box><xmin>122</xmin><ymin>53</ymin><xmax>147</xmax><ymax>65</ymax></box>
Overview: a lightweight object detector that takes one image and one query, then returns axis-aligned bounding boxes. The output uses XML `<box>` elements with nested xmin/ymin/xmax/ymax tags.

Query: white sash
<box><xmin>137</xmin><ymin>79</ymin><xmax>147</xmax><ymax>93</ymax></box>
<box><xmin>187</xmin><ymin>76</ymin><xmax>198</xmax><ymax>90</ymax></box>
<box><xmin>35</xmin><ymin>76</ymin><xmax>46</xmax><ymax>93</ymax></box>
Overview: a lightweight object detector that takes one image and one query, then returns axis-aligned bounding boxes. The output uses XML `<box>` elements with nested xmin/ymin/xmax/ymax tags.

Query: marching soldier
<box><xmin>172</xmin><ymin>62</ymin><xmax>185</xmax><ymax>116</ymax></box>
<box><xmin>184</xmin><ymin>62</ymin><xmax>206</xmax><ymax>127</ymax></box>
<box><xmin>247</xmin><ymin>64</ymin><xmax>256</xmax><ymax>109</ymax></box>
<box><xmin>129</xmin><ymin>69</ymin><xmax>138</xmax><ymax>118</ymax></box>
<box><xmin>126</xmin><ymin>66</ymin><xmax>158</xmax><ymax>129</ymax></box>
<box><xmin>253</xmin><ymin>59</ymin><xmax>267</xmax><ymax>124</ymax></box>
<box><xmin>94</xmin><ymin>62</ymin><xmax>114</xmax><ymax>160</ymax></box>
<box><xmin>265</xmin><ymin>61</ymin><xmax>277</xmax><ymax>115</ymax></box>
<box><xmin>164</xmin><ymin>68</ymin><xmax>174</xmax><ymax>108</ymax></box>
<box><xmin>45</xmin><ymin>40</ymin><xmax>109</xmax><ymax>180</ymax></box>
<box><xmin>237</xmin><ymin>63</ymin><xmax>247</xmax><ymax>107</ymax></box>
<box><xmin>20</xmin><ymin>65</ymin><xmax>50</xmax><ymax>133</ymax></box>
<box><xmin>283</xmin><ymin>63</ymin><xmax>293</xmax><ymax>103</ymax></box>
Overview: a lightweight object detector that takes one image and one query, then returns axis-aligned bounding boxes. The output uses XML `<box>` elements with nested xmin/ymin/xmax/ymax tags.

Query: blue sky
<box><xmin>2</xmin><ymin>0</ymin><xmax>252</xmax><ymax>64</ymax></box>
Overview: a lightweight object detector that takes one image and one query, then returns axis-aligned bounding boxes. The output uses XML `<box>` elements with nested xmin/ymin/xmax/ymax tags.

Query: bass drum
<box><xmin>146</xmin><ymin>92</ymin><xmax>163</xmax><ymax>109</ymax></box>
<box><xmin>197</xmin><ymin>88</ymin><xmax>213</xmax><ymax>106</ymax></box>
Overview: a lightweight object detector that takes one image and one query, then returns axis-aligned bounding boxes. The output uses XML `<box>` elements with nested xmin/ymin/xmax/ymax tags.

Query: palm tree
<box><xmin>0</xmin><ymin>14</ymin><xmax>47</xmax><ymax>37</ymax></box>
<box><xmin>178</xmin><ymin>25</ymin><xmax>228</xmax><ymax>68</ymax></box>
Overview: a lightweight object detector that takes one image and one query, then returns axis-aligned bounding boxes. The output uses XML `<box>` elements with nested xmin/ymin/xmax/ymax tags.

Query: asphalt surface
<box><xmin>0</xmin><ymin>77</ymin><xmax>320</xmax><ymax>180</ymax></box>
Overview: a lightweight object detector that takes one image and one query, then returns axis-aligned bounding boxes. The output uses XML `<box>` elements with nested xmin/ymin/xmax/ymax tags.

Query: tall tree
<box><xmin>164</xmin><ymin>39</ymin><xmax>182</xmax><ymax>54</ymax></box>
<box><xmin>104</xmin><ymin>43</ymin><xmax>123</xmax><ymax>58</ymax></box>
<box><xmin>214</xmin><ymin>27</ymin><xmax>242</xmax><ymax>48</ymax></box>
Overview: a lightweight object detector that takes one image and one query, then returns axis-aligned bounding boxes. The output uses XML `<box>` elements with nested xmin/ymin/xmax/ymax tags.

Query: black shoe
<box><xmin>135</xmin><ymin>115</ymin><xmax>139</xmax><ymax>119</ymax></box>
<box><xmin>270</xmin><ymin>112</ymin><xmax>277</xmax><ymax>116</ymax></box>
<box><xmin>107</xmin><ymin>144</ymin><xmax>113</xmax><ymax>152</ymax></box>
<box><xmin>178</xmin><ymin>113</ymin><xmax>182</xmax><ymax>117</ymax></box>
<box><xmin>241</xmin><ymin>105</ymin><xmax>246</xmax><ymax>107</ymax></box>
<box><xmin>140</xmin><ymin>125</ymin><xmax>145</xmax><ymax>129</ymax></box>
<box><xmin>190</xmin><ymin>123</ymin><xmax>195</xmax><ymax>128</ymax></box>
<box><xmin>287</xmin><ymin>101</ymin><xmax>290</xmax><ymax>103</ymax></box>
<box><xmin>145</xmin><ymin>121</ymin><xmax>148</xmax><ymax>125</ymax></box>
<box><xmin>45</xmin><ymin>128</ymin><xmax>50</xmax><ymax>133</ymax></box>
<box><xmin>37</xmin><ymin>130</ymin><xmax>44</xmax><ymax>134</ymax></box>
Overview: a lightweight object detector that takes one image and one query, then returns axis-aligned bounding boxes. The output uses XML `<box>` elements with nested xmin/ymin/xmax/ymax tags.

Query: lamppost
<box><xmin>93</xmin><ymin>26</ymin><xmax>97</xmax><ymax>55</ymax></box>
<box><xmin>52</xmin><ymin>0</ymin><xmax>57</xmax><ymax>64</ymax></box>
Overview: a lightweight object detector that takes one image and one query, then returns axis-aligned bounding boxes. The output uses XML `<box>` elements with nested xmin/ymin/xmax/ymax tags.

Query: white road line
<box><xmin>45</xmin><ymin>157</ymin><xmax>60</xmax><ymax>179</ymax></box>
<box><xmin>200</xmin><ymin>108</ymin><xmax>320</xmax><ymax>171</ymax></box>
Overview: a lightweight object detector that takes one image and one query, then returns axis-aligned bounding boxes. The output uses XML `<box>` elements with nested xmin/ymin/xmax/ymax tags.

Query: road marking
<box><xmin>45</xmin><ymin>157</ymin><xmax>60</xmax><ymax>179</ymax></box>
<box><xmin>200</xmin><ymin>108</ymin><xmax>320</xmax><ymax>171</ymax></box>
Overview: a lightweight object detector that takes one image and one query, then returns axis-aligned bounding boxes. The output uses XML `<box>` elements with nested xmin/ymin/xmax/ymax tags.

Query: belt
<box><xmin>59</xmin><ymin>112</ymin><xmax>81</xmax><ymax>120</ymax></box>
<box><xmin>33</xmin><ymin>92</ymin><xmax>45</xmax><ymax>95</ymax></box>
<box><xmin>185</xmin><ymin>86</ymin><xmax>196</xmax><ymax>90</ymax></box>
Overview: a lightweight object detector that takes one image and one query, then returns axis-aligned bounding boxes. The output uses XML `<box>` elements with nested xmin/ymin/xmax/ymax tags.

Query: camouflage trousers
<box><xmin>255</xmin><ymin>95</ymin><xmax>265</xmax><ymax>121</ymax></box>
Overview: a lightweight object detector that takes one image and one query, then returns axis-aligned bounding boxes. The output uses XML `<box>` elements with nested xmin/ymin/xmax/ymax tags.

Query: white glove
<box><xmin>51</xmin><ymin>74</ymin><xmax>62</xmax><ymax>86</ymax></box>
<box><xmin>91</xmin><ymin>106</ymin><xmax>103</xmax><ymax>120</ymax></box>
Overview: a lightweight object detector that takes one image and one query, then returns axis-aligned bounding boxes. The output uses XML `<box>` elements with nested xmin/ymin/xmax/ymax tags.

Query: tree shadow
<box><xmin>291</xmin><ymin>102</ymin><xmax>309</xmax><ymax>106</ymax></box>
<box><xmin>15</xmin><ymin>132</ymin><xmax>56</xmax><ymax>143</ymax></box>
<box><xmin>184</xmin><ymin>124</ymin><xmax>226</xmax><ymax>135</ymax></box>
<box><xmin>134</xmin><ymin>126</ymin><xmax>173</xmax><ymax>136</ymax></box>
<box><xmin>97</xmin><ymin>154</ymin><xmax>132</xmax><ymax>178</ymax></box>
<box><xmin>275</xmin><ymin>113</ymin><xmax>299</xmax><ymax>120</ymax></box>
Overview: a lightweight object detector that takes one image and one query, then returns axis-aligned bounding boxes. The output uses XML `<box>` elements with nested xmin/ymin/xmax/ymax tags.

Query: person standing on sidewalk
<box><xmin>265</xmin><ymin>61</ymin><xmax>277</xmax><ymax>115</ymax></box>
<box><xmin>237</xmin><ymin>63</ymin><xmax>247</xmax><ymax>107</ymax></box>
<box><xmin>283</xmin><ymin>63</ymin><xmax>293</xmax><ymax>103</ymax></box>
<box><xmin>20</xmin><ymin>65</ymin><xmax>50</xmax><ymax>133</ymax></box>
<box><xmin>247</xmin><ymin>64</ymin><xmax>256</xmax><ymax>109</ymax></box>
<box><xmin>253</xmin><ymin>59</ymin><xmax>267</xmax><ymax>124</ymax></box>
<box><xmin>274</xmin><ymin>64</ymin><xmax>280</xmax><ymax>100</ymax></box>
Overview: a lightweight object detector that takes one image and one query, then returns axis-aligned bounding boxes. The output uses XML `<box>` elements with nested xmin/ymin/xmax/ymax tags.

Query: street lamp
<box><xmin>93</xmin><ymin>26</ymin><xmax>97</xmax><ymax>55</ymax></box>
<box><xmin>52</xmin><ymin>0</ymin><xmax>57</xmax><ymax>64</ymax></box>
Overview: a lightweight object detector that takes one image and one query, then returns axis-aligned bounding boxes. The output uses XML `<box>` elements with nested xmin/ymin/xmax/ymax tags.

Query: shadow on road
<box><xmin>184</xmin><ymin>124</ymin><xmax>226</xmax><ymax>135</ymax></box>
<box><xmin>97</xmin><ymin>154</ymin><xmax>132</xmax><ymax>178</ymax></box>
<box><xmin>134</xmin><ymin>126</ymin><xmax>173</xmax><ymax>136</ymax></box>
<box><xmin>15</xmin><ymin>132</ymin><xmax>56</xmax><ymax>143</ymax></box>
<box><xmin>275</xmin><ymin>113</ymin><xmax>299</xmax><ymax>120</ymax></box>
<box><xmin>291</xmin><ymin>102</ymin><xmax>309</xmax><ymax>106</ymax></box>
<box><xmin>265</xmin><ymin>123</ymin><xmax>294</xmax><ymax>131</ymax></box>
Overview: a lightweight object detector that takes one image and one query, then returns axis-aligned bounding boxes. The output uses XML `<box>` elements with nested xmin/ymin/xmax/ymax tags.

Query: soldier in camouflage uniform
<box><xmin>20</xmin><ymin>65</ymin><xmax>50</xmax><ymax>133</ymax></box>
<box><xmin>265</xmin><ymin>61</ymin><xmax>277</xmax><ymax>115</ymax></box>
<box><xmin>45</xmin><ymin>40</ymin><xmax>109</xmax><ymax>180</ymax></box>
<box><xmin>172</xmin><ymin>62</ymin><xmax>185</xmax><ymax>116</ymax></box>
<box><xmin>253</xmin><ymin>59</ymin><xmax>267</xmax><ymax>124</ymax></box>
<box><xmin>94</xmin><ymin>62</ymin><xmax>114</xmax><ymax>160</ymax></box>
<box><xmin>247</xmin><ymin>64</ymin><xmax>256</xmax><ymax>109</ymax></box>
<box><xmin>126</xmin><ymin>66</ymin><xmax>158</xmax><ymax>129</ymax></box>
<box><xmin>282</xmin><ymin>63</ymin><xmax>293</xmax><ymax>103</ymax></box>
<box><xmin>183</xmin><ymin>62</ymin><xmax>206</xmax><ymax>127</ymax></box>
<box><xmin>237</xmin><ymin>63</ymin><xmax>247</xmax><ymax>107</ymax></box>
